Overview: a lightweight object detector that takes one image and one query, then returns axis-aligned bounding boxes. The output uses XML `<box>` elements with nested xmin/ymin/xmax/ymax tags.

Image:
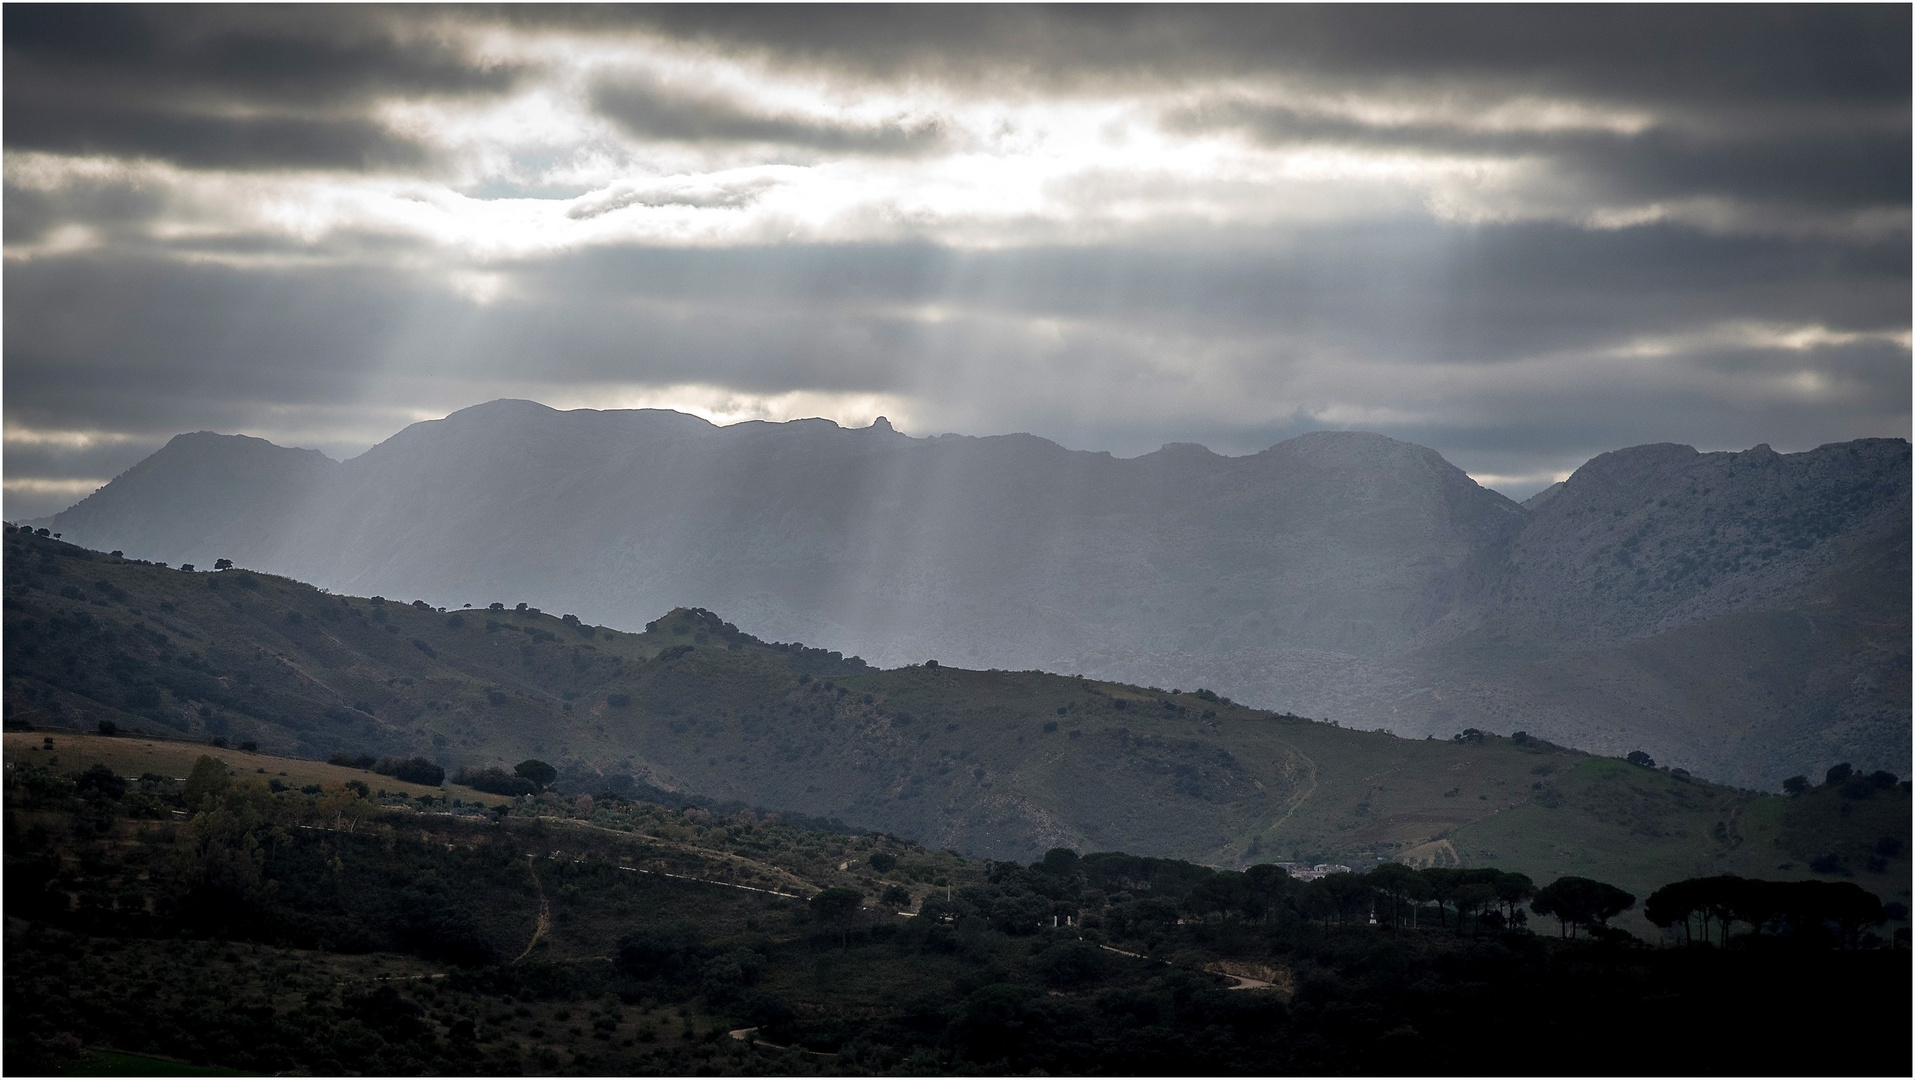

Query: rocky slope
<box><xmin>27</xmin><ymin>401</ymin><xmax>1909</xmax><ymax>788</ymax></box>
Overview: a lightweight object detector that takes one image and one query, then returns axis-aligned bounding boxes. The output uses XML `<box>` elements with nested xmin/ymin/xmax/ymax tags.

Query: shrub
<box><xmin>375</xmin><ymin>756</ymin><xmax>445</xmax><ymax>786</ymax></box>
<box><xmin>453</xmin><ymin>766</ymin><xmax>536</xmax><ymax>797</ymax></box>
<box><xmin>514</xmin><ymin>759</ymin><xmax>558</xmax><ymax>790</ymax></box>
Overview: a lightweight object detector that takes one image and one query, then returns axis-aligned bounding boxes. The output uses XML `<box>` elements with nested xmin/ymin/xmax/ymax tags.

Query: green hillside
<box><xmin>4</xmin><ymin>527</ymin><xmax>1906</xmax><ymax>913</ymax></box>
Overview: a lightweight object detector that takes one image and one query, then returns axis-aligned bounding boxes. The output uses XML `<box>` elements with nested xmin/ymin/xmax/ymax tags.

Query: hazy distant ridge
<box><xmin>34</xmin><ymin>400</ymin><xmax>1910</xmax><ymax>788</ymax></box>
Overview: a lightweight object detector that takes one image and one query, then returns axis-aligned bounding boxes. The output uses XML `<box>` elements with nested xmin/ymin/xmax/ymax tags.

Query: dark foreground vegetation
<box><xmin>6</xmin><ymin>749</ymin><xmax>1908</xmax><ymax>1076</ymax></box>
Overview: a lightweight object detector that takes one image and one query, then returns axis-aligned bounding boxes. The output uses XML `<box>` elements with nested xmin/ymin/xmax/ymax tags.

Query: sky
<box><xmin>4</xmin><ymin>4</ymin><xmax>1909</xmax><ymax>518</ymax></box>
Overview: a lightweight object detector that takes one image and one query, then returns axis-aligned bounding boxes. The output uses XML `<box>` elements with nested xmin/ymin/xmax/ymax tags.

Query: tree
<box><xmin>213</xmin><ymin>558</ymin><xmax>233</xmax><ymax>570</ymax></box>
<box><xmin>1452</xmin><ymin>883</ymin><xmax>1497</xmax><ymax>934</ymax></box>
<box><xmin>1492</xmin><ymin>871</ymin><xmax>1536</xmax><ymax>926</ymax></box>
<box><xmin>1532</xmin><ymin>876</ymin><xmax>1636</xmax><ymax>938</ymax></box>
<box><xmin>1367</xmin><ymin>863</ymin><xmax>1421</xmax><ymax>929</ymax></box>
<box><xmin>75</xmin><ymin>764</ymin><xmax>127</xmax><ymax>802</ymax></box>
<box><xmin>1825</xmin><ymin>763</ymin><xmax>1854</xmax><ymax>787</ymax></box>
<box><xmin>1420</xmin><ymin>867</ymin><xmax>1463</xmax><ymax>928</ymax></box>
<box><xmin>1626</xmin><ymin>750</ymin><xmax>1656</xmax><ymax>768</ymax></box>
<box><xmin>515</xmin><ymin>759</ymin><xmax>557</xmax><ymax>791</ymax></box>
<box><xmin>376</xmin><ymin>756</ymin><xmax>444</xmax><ymax>786</ymax></box>
<box><xmin>182</xmin><ymin>755</ymin><xmax>232</xmax><ymax>812</ymax></box>
<box><xmin>1243</xmin><ymin>863</ymin><xmax>1292</xmax><ymax>923</ymax></box>
<box><xmin>1782</xmin><ymin>775</ymin><xmax>1811</xmax><ymax>797</ymax></box>
<box><xmin>810</xmin><ymin>887</ymin><xmax>863</xmax><ymax>946</ymax></box>
<box><xmin>1646</xmin><ymin>880</ymin><xmax>1696</xmax><ymax>944</ymax></box>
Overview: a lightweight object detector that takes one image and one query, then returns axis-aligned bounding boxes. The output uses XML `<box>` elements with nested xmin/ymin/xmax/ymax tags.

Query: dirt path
<box><xmin>728</xmin><ymin>1027</ymin><xmax>835</xmax><ymax>1057</ymax></box>
<box><xmin>543</xmin><ymin>814</ymin><xmax>822</xmax><ymax>897</ymax></box>
<box><xmin>512</xmin><ymin>855</ymin><xmax>550</xmax><ymax>964</ymax></box>
<box><xmin>1264</xmin><ymin>747</ymin><xmax>1319</xmax><ymax>835</ymax></box>
<box><xmin>1098</xmin><ymin>943</ymin><xmax>1280</xmax><ymax>992</ymax></box>
<box><xmin>616</xmin><ymin>864</ymin><xmax>809</xmax><ymax>899</ymax></box>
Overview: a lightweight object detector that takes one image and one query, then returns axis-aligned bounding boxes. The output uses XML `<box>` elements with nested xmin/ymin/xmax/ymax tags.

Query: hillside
<box><xmin>28</xmin><ymin>401</ymin><xmax>1907</xmax><ymax>790</ymax></box>
<box><xmin>5</xmin><ymin>528</ymin><xmax>1907</xmax><ymax>914</ymax></box>
<box><xmin>9</xmin><ymin>743</ymin><xmax>1906</xmax><ymax>1076</ymax></box>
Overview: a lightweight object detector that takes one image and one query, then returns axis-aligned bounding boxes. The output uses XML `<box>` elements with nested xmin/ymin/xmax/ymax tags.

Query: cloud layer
<box><xmin>5</xmin><ymin>5</ymin><xmax>1907</xmax><ymax>517</ymax></box>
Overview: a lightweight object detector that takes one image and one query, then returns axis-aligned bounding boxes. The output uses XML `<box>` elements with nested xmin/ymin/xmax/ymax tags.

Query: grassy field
<box><xmin>4</xmin><ymin>731</ymin><xmax>516</xmax><ymax>806</ymax></box>
<box><xmin>67</xmin><ymin>1049</ymin><xmax>244</xmax><ymax>1076</ymax></box>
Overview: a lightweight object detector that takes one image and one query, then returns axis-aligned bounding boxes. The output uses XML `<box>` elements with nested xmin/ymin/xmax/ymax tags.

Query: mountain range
<box><xmin>29</xmin><ymin>399</ymin><xmax>1910</xmax><ymax>788</ymax></box>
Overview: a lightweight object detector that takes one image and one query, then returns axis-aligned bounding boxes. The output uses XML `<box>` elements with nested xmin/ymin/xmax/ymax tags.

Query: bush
<box><xmin>328</xmin><ymin>753</ymin><xmax>377</xmax><ymax>770</ymax></box>
<box><xmin>515</xmin><ymin>759</ymin><xmax>558</xmax><ymax>790</ymax></box>
<box><xmin>374</xmin><ymin>756</ymin><xmax>445</xmax><ymax>786</ymax></box>
<box><xmin>453</xmin><ymin>767</ymin><xmax>536</xmax><ymax>797</ymax></box>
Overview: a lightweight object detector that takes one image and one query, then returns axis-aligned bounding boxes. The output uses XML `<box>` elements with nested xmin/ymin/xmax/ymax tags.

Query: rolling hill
<box><xmin>5</xmin><ymin>527</ymin><xmax>1905</xmax><ymax>915</ymax></box>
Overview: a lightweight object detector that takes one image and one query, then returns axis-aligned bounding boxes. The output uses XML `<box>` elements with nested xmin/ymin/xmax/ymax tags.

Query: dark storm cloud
<box><xmin>590</xmin><ymin>73</ymin><xmax>946</xmax><ymax>156</ymax></box>
<box><xmin>524</xmin><ymin>5</ymin><xmax>1908</xmax><ymax>111</ymax></box>
<box><xmin>548</xmin><ymin>6</ymin><xmax>1911</xmax><ymax>221</ymax></box>
<box><xmin>4</xmin><ymin>4</ymin><xmax>523</xmax><ymax>170</ymax></box>
<box><xmin>7</xmin><ymin>103</ymin><xmax>436</xmax><ymax>173</ymax></box>
<box><xmin>3</xmin><ymin>176</ymin><xmax>169</xmax><ymax>247</ymax></box>
<box><xmin>4</xmin><ymin>254</ymin><xmax>429</xmax><ymax>410</ymax></box>
<box><xmin>501</xmin><ymin>224</ymin><xmax>1907</xmax><ymax>368</ymax></box>
<box><xmin>1167</xmin><ymin>100</ymin><xmax>1911</xmax><ymax>215</ymax></box>
<box><xmin>3</xmin><ymin>4</ymin><xmax>1906</xmax><ymax>515</ymax></box>
<box><xmin>7</xmin><ymin>220</ymin><xmax>1904</xmax><ymax>439</ymax></box>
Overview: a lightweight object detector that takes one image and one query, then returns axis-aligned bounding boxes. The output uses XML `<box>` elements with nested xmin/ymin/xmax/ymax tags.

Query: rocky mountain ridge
<box><xmin>28</xmin><ymin>400</ymin><xmax>1910</xmax><ymax>788</ymax></box>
